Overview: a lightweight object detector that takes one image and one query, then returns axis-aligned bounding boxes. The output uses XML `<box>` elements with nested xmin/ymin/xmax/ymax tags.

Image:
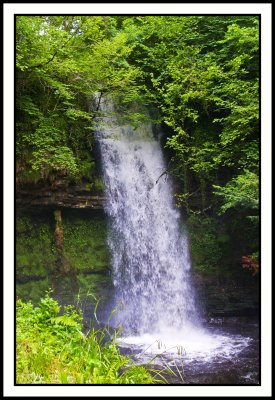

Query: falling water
<box><xmin>96</xmin><ymin>99</ymin><xmax>199</xmax><ymax>334</ymax></box>
<box><xmin>95</xmin><ymin>98</ymin><xmax>254</xmax><ymax>364</ymax></box>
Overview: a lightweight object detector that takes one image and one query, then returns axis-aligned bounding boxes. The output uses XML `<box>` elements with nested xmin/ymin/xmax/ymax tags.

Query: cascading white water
<box><xmin>96</xmin><ymin>100</ymin><xmax>200</xmax><ymax>335</ymax></box>
<box><xmin>95</xmin><ymin>98</ymin><xmax>252</xmax><ymax>359</ymax></box>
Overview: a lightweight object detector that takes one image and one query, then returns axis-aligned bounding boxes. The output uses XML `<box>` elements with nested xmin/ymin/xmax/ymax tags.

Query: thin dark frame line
<box><xmin>13</xmin><ymin>13</ymin><xmax>262</xmax><ymax>387</ymax></box>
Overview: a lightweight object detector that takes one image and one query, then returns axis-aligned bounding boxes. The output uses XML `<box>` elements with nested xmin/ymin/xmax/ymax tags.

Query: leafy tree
<box><xmin>16</xmin><ymin>15</ymin><xmax>260</xmax><ymax>275</ymax></box>
<box><xmin>213</xmin><ymin>170</ymin><xmax>259</xmax><ymax>220</ymax></box>
<box><xmin>119</xmin><ymin>16</ymin><xmax>259</xmax><ymax>273</ymax></box>
<box><xmin>16</xmin><ymin>16</ymin><xmax>142</xmax><ymax>184</ymax></box>
<box><xmin>121</xmin><ymin>16</ymin><xmax>259</xmax><ymax>211</ymax></box>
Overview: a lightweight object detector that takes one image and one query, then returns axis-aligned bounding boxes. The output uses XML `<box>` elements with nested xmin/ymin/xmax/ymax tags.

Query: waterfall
<box><xmin>95</xmin><ymin>98</ymin><xmax>252</xmax><ymax>361</ymax></box>
<box><xmin>96</xmin><ymin>99</ymin><xmax>200</xmax><ymax>335</ymax></box>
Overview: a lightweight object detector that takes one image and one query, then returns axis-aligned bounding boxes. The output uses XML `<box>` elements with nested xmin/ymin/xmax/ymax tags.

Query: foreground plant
<box><xmin>16</xmin><ymin>292</ymin><xmax>165</xmax><ymax>384</ymax></box>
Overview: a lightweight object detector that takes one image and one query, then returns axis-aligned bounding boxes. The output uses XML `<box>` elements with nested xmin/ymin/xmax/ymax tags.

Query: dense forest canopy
<box><xmin>16</xmin><ymin>15</ymin><xmax>259</xmax><ymax>275</ymax></box>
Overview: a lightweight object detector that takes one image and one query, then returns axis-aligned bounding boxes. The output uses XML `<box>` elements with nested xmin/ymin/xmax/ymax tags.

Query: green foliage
<box><xmin>17</xmin><ymin>279</ymin><xmax>51</xmax><ymax>305</ymax></box>
<box><xmin>251</xmin><ymin>251</ymin><xmax>259</xmax><ymax>262</ymax></box>
<box><xmin>186</xmin><ymin>215</ymin><xmax>226</xmax><ymax>274</ymax></box>
<box><xmin>186</xmin><ymin>208</ymin><xmax>258</xmax><ymax>277</ymax></box>
<box><xmin>122</xmin><ymin>16</ymin><xmax>259</xmax><ymax>207</ymax></box>
<box><xmin>63</xmin><ymin>216</ymin><xmax>110</xmax><ymax>273</ymax></box>
<box><xmin>16</xmin><ymin>214</ymin><xmax>110</xmax><ymax>278</ymax></box>
<box><xmin>213</xmin><ymin>170</ymin><xmax>259</xmax><ymax>217</ymax></box>
<box><xmin>16</xmin><ymin>274</ymin><xmax>112</xmax><ymax>314</ymax></box>
<box><xmin>121</xmin><ymin>15</ymin><xmax>259</xmax><ymax>270</ymax></box>
<box><xmin>17</xmin><ymin>16</ymin><xmax>259</xmax><ymax>203</ymax></box>
<box><xmin>16</xmin><ymin>216</ymin><xmax>56</xmax><ymax>280</ymax></box>
<box><xmin>93</xmin><ymin>177</ymin><xmax>105</xmax><ymax>193</ymax></box>
<box><xmin>16</xmin><ymin>293</ymin><xmax>164</xmax><ymax>384</ymax></box>
<box><xmin>16</xmin><ymin>16</ymin><xmax>259</xmax><ymax>277</ymax></box>
<box><xmin>16</xmin><ymin>16</ymin><xmax>144</xmax><ymax>184</ymax></box>
<box><xmin>77</xmin><ymin>153</ymin><xmax>96</xmax><ymax>182</ymax></box>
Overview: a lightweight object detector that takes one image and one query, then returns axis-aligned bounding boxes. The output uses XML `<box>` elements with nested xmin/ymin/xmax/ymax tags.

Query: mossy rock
<box><xmin>16</xmin><ymin>212</ymin><xmax>110</xmax><ymax>281</ymax></box>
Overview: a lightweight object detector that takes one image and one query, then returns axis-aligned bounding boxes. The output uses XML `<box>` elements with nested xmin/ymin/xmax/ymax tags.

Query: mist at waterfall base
<box><xmin>95</xmin><ymin>103</ymin><xmax>258</xmax><ymax>384</ymax></box>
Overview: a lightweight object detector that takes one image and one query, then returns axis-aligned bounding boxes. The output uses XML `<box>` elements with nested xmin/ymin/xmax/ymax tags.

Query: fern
<box><xmin>50</xmin><ymin>315</ymin><xmax>79</xmax><ymax>327</ymax></box>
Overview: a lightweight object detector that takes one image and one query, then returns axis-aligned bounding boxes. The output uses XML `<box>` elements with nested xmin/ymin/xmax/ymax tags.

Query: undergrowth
<box><xmin>16</xmin><ymin>291</ymin><xmax>167</xmax><ymax>384</ymax></box>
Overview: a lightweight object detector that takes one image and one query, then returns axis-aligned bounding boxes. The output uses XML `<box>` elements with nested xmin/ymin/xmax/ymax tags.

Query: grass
<box><xmin>16</xmin><ymin>291</ymin><xmax>167</xmax><ymax>384</ymax></box>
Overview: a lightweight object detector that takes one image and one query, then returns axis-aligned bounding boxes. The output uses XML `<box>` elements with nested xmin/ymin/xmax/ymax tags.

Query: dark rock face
<box><xmin>193</xmin><ymin>274</ymin><xmax>259</xmax><ymax>319</ymax></box>
<box><xmin>16</xmin><ymin>183</ymin><xmax>105</xmax><ymax>210</ymax></box>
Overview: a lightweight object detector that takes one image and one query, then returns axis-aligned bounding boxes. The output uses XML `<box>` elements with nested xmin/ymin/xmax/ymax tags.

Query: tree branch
<box><xmin>155</xmin><ymin>170</ymin><xmax>168</xmax><ymax>185</ymax></box>
<box><xmin>28</xmin><ymin>36</ymin><xmax>72</xmax><ymax>70</ymax></box>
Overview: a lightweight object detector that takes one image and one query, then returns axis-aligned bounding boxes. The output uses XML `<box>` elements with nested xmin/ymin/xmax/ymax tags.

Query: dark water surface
<box><xmin>117</xmin><ymin>317</ymin><xmax>259</xmax><ymax>385</ymax></box>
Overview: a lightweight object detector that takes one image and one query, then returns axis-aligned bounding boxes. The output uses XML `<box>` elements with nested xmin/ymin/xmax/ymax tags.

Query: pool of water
<box><xmin>118</xmin><ymin>317</ymin><xmax>259</xmax><ymax>385</ymax></box>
